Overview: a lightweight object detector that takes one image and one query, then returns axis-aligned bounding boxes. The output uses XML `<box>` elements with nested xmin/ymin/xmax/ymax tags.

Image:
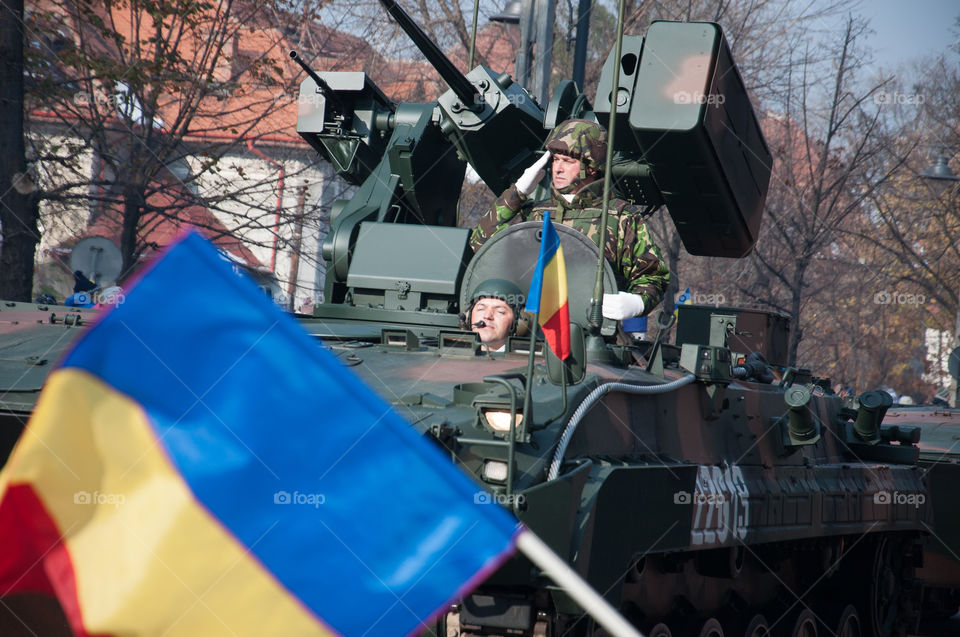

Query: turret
<box><xmin>291</xmin><ymin>1</ymin><xmax>772</xmax><ymax>310</ymax></box>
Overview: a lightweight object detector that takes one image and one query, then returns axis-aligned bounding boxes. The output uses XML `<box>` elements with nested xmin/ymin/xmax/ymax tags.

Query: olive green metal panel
<box><xmin>481</xmin><ymin>461</ymin><xmax>596</xmax><ymax>590</ymax></box>
<box><xmin>676</xmin><ymin>305</ymin><xmax>791</xmax><ymax>367</ymax></box>
<box><xmin>520</xmin><ymin>460</ymin><xmax>594</xmax><ymax>559</ymax></box>
<box><xmin>628</xmin><ymin>22</ymin><xmax>717</xmax><ymax>132</ymax></box>
<box><xmin>347</xmin><ymin>223</ymin><xmax>471</xmax><ymax>296</ymax></box>
<box><xmin>436</xmin><ymin>66</ymin><xmax>547</xmax><ymax>195</ymax></box>
<box><xmin>593</xmin><ymin>35</ymin><xmax>666</xmax><ymax>207</ymax></box>
<box><xmin>920</xmin><ymin>460</ymin><xmax>960</xmax><ymax>585</ymax></box>
<box><xmin>320</xmin><ymin>102</ymin><xmax>466</xmax><ymax>302</ymax></box>
<box><xmin>304</xmin><ymin>307</ymin><xmax>460</xmax><ymax>335</ymax></box>
<box><xmin>593</xmin><ymin>35</ymin><xmax>644</xmax><ymax>150</ymax></box>
<box><xmin>580</xmin><ymin>465</ymin><xmax>697</xmax><ymax>604</ymax></box>
<box><xmin>0</xmin><ymin>324</ymin><xmax>68</xmax><ymax>393</ymax></box>
<box><xmin>296</xmin><ymin>72</ymin><xmax>392</xmax><ymax>185</ymax></box>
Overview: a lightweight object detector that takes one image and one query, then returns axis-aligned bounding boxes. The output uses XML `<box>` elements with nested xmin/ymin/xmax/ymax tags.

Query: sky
<box><xmin>836</xmin><ymin>0</ymin><xmax>958</xmax><ymax>79</ymax></box>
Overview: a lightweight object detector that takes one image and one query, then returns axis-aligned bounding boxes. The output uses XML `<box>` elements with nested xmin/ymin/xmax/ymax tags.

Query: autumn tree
<box><xmin>845</xmin><ymin>48</ymin><xmax>960</xmax><ymax>398</ymax></box>
<box><xmin>24</xmin><ymin>0</ymin><xmax>353</xmax><ymax>294</ymax></box>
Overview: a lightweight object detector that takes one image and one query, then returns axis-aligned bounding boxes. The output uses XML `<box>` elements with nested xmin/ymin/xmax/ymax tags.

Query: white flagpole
<box><xmin>515</xmin><ymin>528</ymin><xmax>644</xmax><ymax>637</ymax></box>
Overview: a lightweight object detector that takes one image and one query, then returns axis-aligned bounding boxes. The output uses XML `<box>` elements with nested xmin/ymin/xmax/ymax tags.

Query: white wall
<box><xmin>29</xmin><ymin>127</ymin><xmax>347</xmax><ymax>307</ymax></box>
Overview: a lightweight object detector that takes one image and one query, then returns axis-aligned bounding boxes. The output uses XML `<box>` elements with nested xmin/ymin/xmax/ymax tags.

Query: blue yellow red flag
<box><xmin>525</xmin><ymin>213</ymin><xmax>571</xmax><ymax>360</ymax></box>
<box><xmin>0</xmin><ymin>232</ymin><xmax>518</xmax><ymax>637</ymax></box>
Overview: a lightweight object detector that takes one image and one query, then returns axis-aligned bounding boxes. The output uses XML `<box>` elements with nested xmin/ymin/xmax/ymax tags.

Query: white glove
<box><xmin>515</xmin><ymin>151</ymin><xmax>551</xmax><ymax>196</ymax></box>
<box><xmin>602</xmin><ymin>291</ymin><xmax>645</xmax><ymax>320</ymax></box>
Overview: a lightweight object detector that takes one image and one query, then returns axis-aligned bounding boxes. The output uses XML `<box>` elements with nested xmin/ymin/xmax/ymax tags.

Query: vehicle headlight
<box><xmin>482</xmin><ymin>409</ymin><xmax>523</xmax><ymax>432</ymax></box>
<box><xmin>483</xmin><ymin>460</ymin><xmax>509</xmax><ymax>482</ymax></box>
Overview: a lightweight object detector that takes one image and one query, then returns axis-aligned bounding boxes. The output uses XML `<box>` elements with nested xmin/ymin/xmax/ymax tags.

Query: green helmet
<box><xmin>469</xmin><ymin>278</ymin><xmax>525</xmax><ymax>310</ymax></box>
<box><xmin>544</xmin><ymin>119</ymin><xmax>607</xmax><ymax>174</ymax></box>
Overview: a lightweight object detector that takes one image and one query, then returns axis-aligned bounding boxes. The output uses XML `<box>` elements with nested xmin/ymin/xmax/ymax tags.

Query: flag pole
<box><xmin>516</xmin><ymin>529</ymin><xmax>644</xmax><ymax>637</ymax></box>
<box><xmin>585</xmin><ymin>0</ymin><xmax>628</xmax><ymax>363</ymax></box>
<box><xmin>521</xmin><ymin>310</ymin><xmax>540</xmax><ymax>437</ymax></box>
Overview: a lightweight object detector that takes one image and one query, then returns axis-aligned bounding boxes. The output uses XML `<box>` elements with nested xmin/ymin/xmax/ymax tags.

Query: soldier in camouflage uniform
<box><xmin>470</xmin><ymin>119</ymin><xmax>669</xmax><ymax>320</ymax></box>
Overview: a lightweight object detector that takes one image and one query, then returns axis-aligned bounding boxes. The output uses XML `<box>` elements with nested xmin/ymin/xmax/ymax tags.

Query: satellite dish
<box><xmin>70</xmin><ymin>236</ymin><xmax>123</xmax><ymax>285</ymax></box>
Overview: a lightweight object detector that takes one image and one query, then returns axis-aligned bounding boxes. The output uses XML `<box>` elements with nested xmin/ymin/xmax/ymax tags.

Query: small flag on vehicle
<box><xmin>525</xmin><ymin>213</ymin><xmax>571</xmax><ymax>360</ymax></box>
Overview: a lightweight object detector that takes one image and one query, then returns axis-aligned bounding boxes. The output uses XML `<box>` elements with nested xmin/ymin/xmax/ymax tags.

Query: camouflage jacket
<box><xmin>470</xmin><ymin>180</ymin><xmax>670</xmax><ymax>312</ymax></box>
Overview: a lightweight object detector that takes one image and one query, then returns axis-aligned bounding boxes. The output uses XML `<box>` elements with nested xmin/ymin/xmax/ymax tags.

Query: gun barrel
<box><xmin>377</xmin><ymin>0</ymin><xmax>480</xmax><ymax>107</ymax></box>
<box><xmin>289</xmin><ymin>50</ymin><xmax>345</xmax><ymax>112</ymax></box>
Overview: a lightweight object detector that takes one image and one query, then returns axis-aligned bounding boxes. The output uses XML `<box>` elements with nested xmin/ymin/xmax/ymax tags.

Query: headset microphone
<box><xmin>458</xmin><ymin>313</ymin><xmax>486</xmax><ymax>329</ymax></box>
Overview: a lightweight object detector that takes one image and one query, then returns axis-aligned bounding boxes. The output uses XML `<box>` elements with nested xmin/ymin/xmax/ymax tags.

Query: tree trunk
<box><xmin>788</xmin><ymin>263</ymin><xmax>807</xmax><ymax>367</ymax></box>
<box><xmin>0</xmin><ymin>0</ymin><xmax>39</xmax><ymax>301</ymax></box>
<box><xmin>286</xmin><ymin>186</ymin><xmax>307</xmax><ymax>311</ymax></box>
<box><xmin>120</xmin><ymin>188</ymin><xmax>144</xmax><ymax>279</ymax></box>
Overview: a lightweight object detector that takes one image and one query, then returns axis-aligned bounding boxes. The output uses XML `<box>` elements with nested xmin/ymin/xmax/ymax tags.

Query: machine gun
<box><xmin>293</xmin><ymin>0</ymin><xmax>771</xmax><ymax>311</ymax></box>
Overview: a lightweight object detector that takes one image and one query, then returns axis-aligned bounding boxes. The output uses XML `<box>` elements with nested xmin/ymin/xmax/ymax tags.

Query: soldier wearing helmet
<box><xmin>470</xmin><ymin>119</ymin><xmax>669</xmax><ymax>321</ymax></box>
<box><xmin>460</xmin><ymin>279</ymin><xmax>529</xmax><ymax>353</ymax></box>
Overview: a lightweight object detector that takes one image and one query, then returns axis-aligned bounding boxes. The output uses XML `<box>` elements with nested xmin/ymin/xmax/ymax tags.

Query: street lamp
<box><xmin>920</xmin><ymin>148</ymin><xmax>960</xmax><ymax>406</ymax></box>
<box><xmin>921</xmin><ymin>149</ymin><xmax>960</xmax><ymax>182</ymax></box>
<box><xmin>490</xmin><ymin>1</ymin><xmax>522</xmax><ymax>24</ymax></box>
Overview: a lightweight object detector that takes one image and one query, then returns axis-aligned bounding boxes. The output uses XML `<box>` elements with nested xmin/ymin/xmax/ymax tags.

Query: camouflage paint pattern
<box><xmin>470</xmin><ymin>179</ymin><xmax>670</xmax><ymax>313</ymax></box>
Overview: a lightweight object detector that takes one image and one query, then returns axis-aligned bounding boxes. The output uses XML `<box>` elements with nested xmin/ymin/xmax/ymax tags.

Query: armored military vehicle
<box><xmin>0</xmin><ymin>1</ymin><xmax>947</xmax><ymax>635</ymax></box>
<box><xmin>283</xmin><ymin>1</ymin><xmax>935</xmax><ymax>635</ymax></box>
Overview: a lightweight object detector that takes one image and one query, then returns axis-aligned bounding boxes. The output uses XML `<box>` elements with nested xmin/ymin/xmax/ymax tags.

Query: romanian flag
<box><xmin>525</xmin><ymin>213</ymin><xmax>570</xmax><ymax>360</ymax></box>
<box><xmin>0</xmin><ymin>233</ymin><xmax>518</xmax><ymax>637</ymax></box>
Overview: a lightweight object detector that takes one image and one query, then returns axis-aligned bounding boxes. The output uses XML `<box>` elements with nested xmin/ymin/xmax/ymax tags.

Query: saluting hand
<box><xmin>516</xmin><ymin>151</ymin><xmax>551</xmax><ymax>197</ymax></box>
